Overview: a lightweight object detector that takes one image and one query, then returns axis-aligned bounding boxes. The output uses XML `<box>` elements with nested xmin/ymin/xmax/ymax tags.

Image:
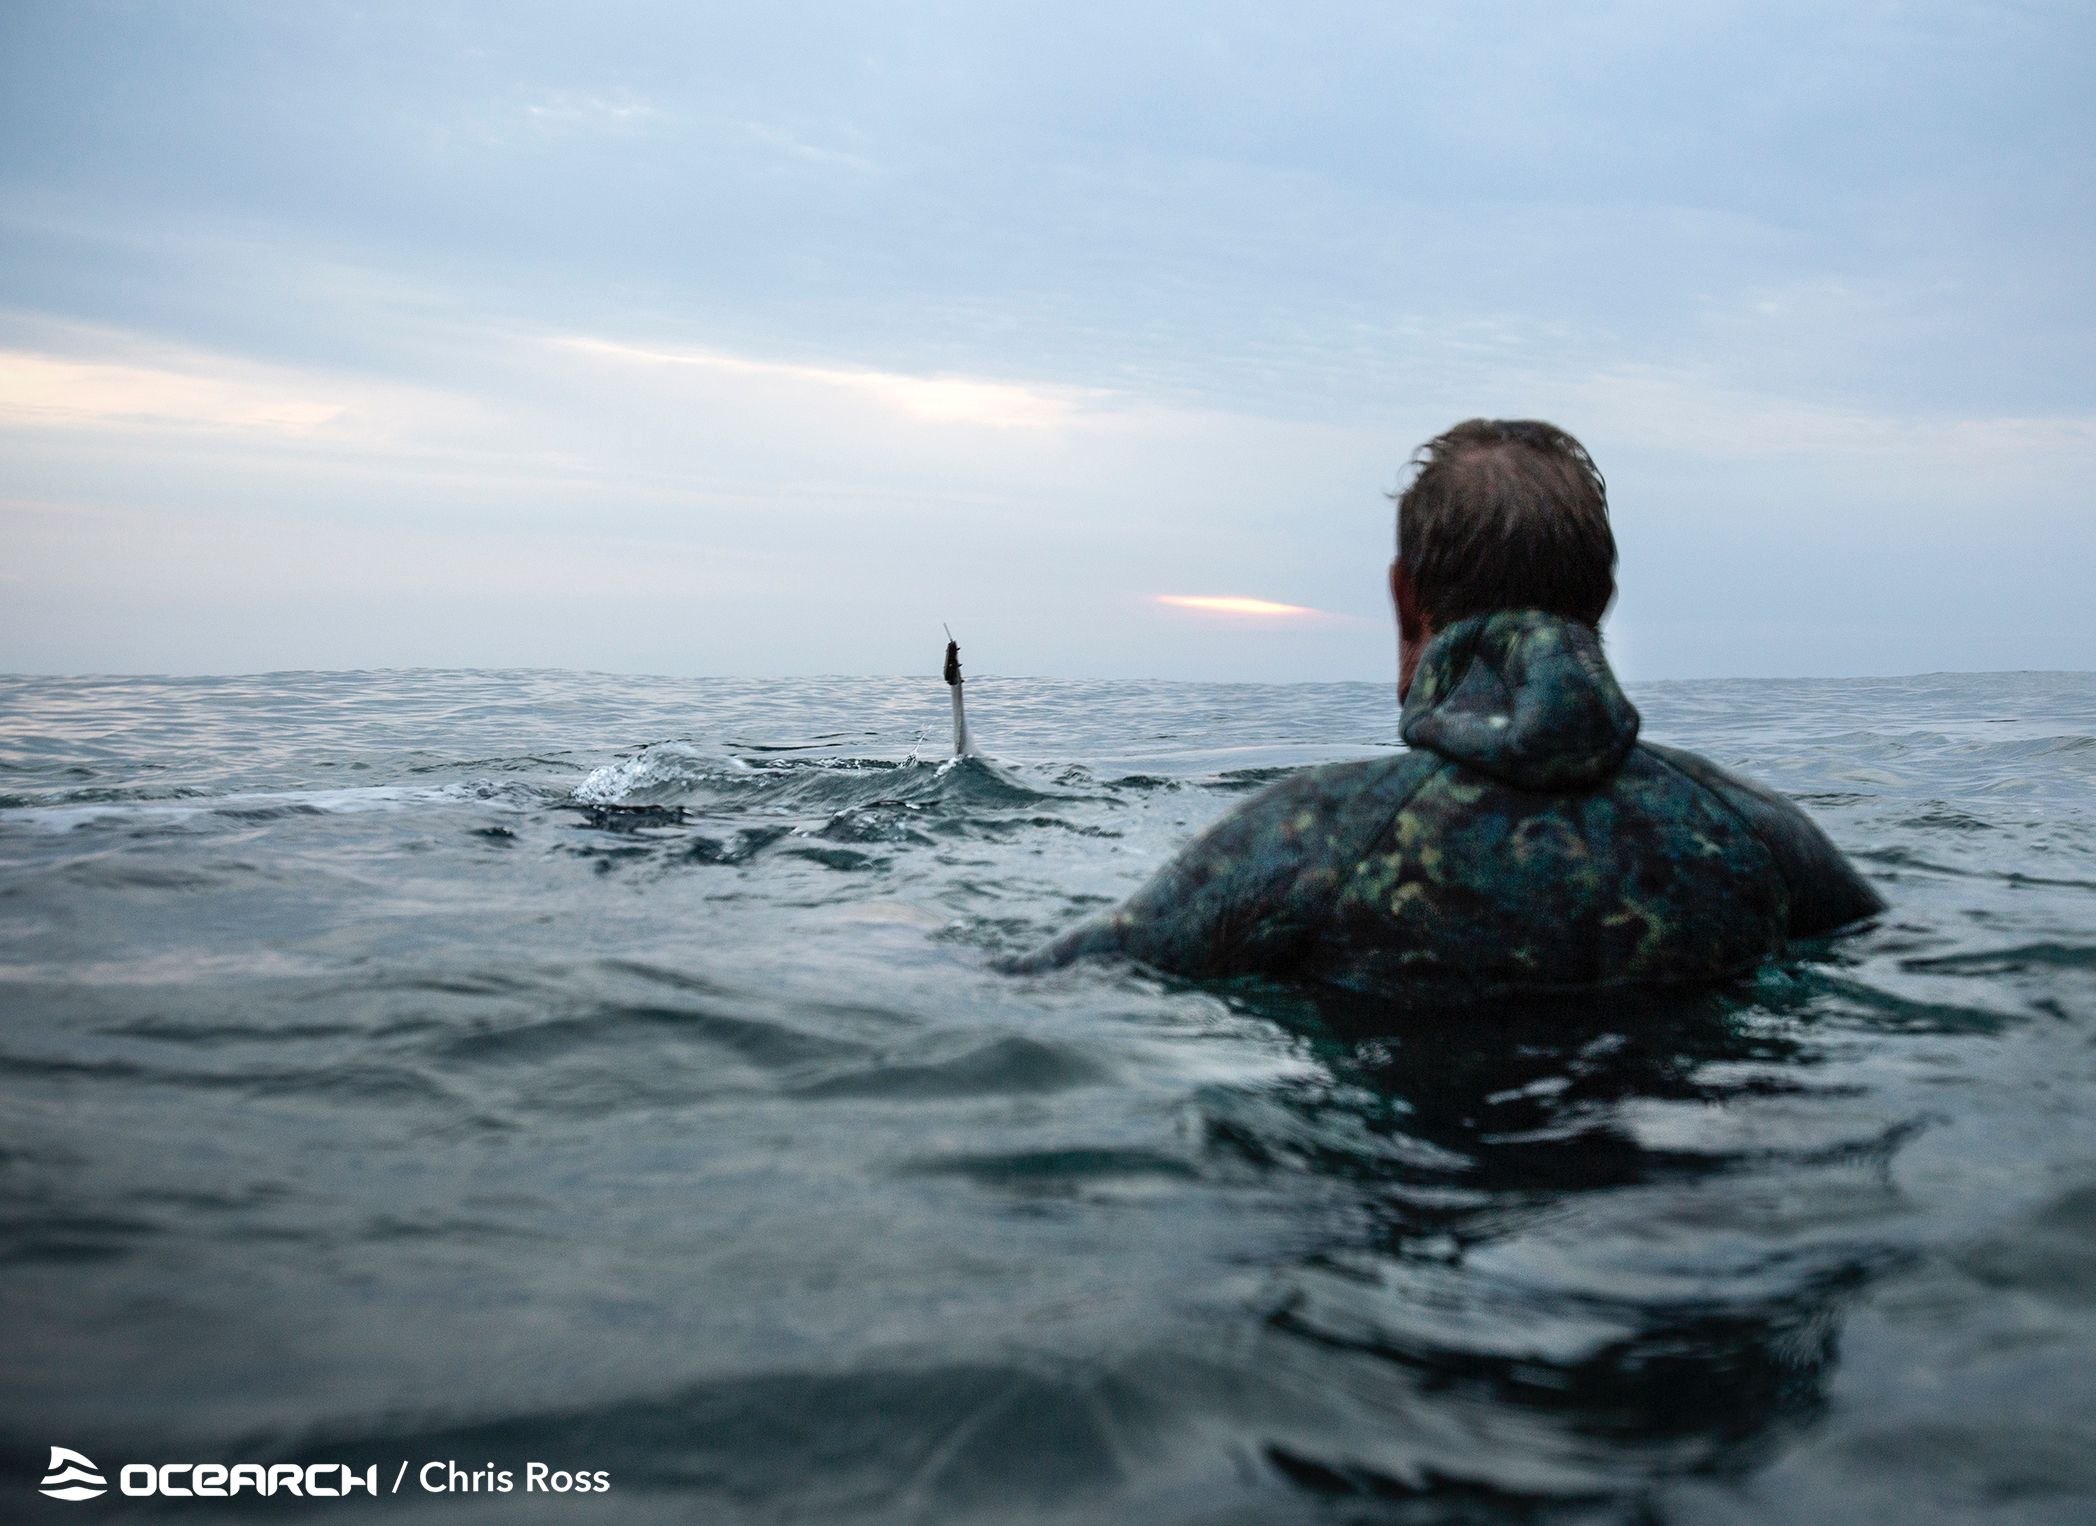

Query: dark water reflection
<box><xmin>1195</xmin><ymin>979</ymin><xmax>1914</xmax><ymax>1507</ymax></box>
<box><xmin>1227</xmin><ymin>980</ymin><xmax>1835</xmax><ymax>1185</ymax></box>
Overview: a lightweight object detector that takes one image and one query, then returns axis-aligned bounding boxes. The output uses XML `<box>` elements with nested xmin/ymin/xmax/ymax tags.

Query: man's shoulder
<box><xmin>1635</xmin><ymin>740</ymin><xmax>1807</xmax><ymax>819</ymax></box>
<box><xmin>1013</xmin><ymin>751</ymin><xmax>1443</xmax><ymax>977</ymax></box>
<box><xmin>1246</xmin><ymin>750</ymin><xmax>1445</xmax><ymax>804</ymax></box>
<box><xmin>1218</xmin><ymin>751</ymin><xmax>1445</xmax><ymax>839</ymax></box>
<box><xmin>1160</xmin><ymin>751</ymin><xmax>1444</xmax><ymax>906</ymax></box>
<box><xmin>1634</xmin><ymin>741</ymin><xmax>1885</xmax><ymax>933</ymax></box>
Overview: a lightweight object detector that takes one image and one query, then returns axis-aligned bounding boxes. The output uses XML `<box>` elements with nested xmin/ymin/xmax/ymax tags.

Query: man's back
<box><xmin>1017</xmin><ymin>611</ymin><xmax>1882</xmax><ymax>991</ymax></box>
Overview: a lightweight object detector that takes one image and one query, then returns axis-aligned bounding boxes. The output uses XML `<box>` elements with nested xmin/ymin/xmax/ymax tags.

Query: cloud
<box><xmin>0</xmin><ymin>323</ymin><xmax>517</xmax><ymax>462</ymax></box>
<box><xmin>522</xmin><ymin>88</ymin><xmax>660</xmax><ymax>136</ymax></box>
<box><xmin>559</xmin><ymin>337</ymin><xmax>1104</xmax><ymax>430</ymax></box>
<box><xmin>0</xmin><ymin>350</ymin><xmax>345</xmax><ymax>433</ymax></box>
<box><xmin>0</xmin><ymin>494</ymin><xmax>762</xmax><ymax>600</ymax></box>
<box><xmin>1573</xmin><ymin>367</ymin><xmax>2096</xmax><ymax>477</ymax></box>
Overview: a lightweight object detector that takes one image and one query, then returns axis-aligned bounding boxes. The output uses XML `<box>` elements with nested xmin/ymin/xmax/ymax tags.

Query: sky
<box><xmin>1</xmin><ymin>1</ymin><xmax>2091</xmax><ymax>681</ymax></box>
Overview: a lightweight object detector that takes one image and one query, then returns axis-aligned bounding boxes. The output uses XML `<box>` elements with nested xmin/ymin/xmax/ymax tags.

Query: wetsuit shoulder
<box><xmin>1640</xmin><ymin>742</ymin><xmax>1885</xmax><ymax>935</ymax></box>
<box><xmin>1012</xmin><ymin>750</ymin><xmax>1445</xmax><ymax>976</ymax></box>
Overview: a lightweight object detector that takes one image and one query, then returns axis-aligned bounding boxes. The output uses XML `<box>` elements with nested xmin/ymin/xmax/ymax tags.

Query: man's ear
<box><xmin>1391</xmin><ymin>560</ymin><xmax>1426</xmax><ymax>642</ymax></box>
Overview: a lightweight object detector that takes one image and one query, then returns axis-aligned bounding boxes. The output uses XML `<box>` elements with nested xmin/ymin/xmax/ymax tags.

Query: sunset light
<box><xmin>1155</xmin><ymin>595</ymin><xmax>1319</xmax><ymax>617</ymax></box>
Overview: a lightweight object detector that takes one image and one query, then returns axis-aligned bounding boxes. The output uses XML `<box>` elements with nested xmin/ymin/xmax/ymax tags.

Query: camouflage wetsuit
<box><xmin>1016</xmin><ymin>610</ymin><xmax>1883</xmax><ymax>992</ymax></box>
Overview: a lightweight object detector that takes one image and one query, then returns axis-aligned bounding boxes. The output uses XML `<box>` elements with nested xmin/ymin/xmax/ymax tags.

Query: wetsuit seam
<box><xmin>1327</xmin><ymin>753</ymin><xmax>1452</xmax><ymax>899</ymax></box>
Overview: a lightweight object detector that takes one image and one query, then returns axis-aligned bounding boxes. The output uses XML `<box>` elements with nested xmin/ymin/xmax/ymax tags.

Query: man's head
<box><xmin>1391</xmin><ymin>419</ymin><xmax>1617</xmax><ymax>696</ymax></box>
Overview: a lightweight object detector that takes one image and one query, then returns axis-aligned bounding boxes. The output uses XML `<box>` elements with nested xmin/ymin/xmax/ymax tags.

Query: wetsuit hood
<box><xmin>1399</xmin><ymin>609</ymin><xmax>1640</xmax><ymax>790</ymax></box>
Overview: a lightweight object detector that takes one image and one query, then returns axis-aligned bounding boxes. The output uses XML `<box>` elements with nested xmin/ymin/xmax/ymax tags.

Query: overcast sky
<box><xmin>2</xmin><ymin>1</ymin><xmax>2090</xmax><ymax>680</ymax></box>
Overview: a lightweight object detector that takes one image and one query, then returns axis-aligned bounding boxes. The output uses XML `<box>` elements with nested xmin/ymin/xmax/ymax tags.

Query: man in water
<box><xmin>1016</xmin><ymin>418</ymin><xmax>1883</xmax><ymax>992</ymax></box>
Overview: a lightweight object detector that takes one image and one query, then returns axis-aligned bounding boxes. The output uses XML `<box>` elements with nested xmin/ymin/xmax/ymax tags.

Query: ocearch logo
<box><xmin>40</xmin><ymin>1448</ymin><xmax>108</xmax><ymax>1500</ymax></box>
<box><xmin>120</xmin><ymin>1463</ymin><xmax>380</xmax><ymax>1498</ymax></box>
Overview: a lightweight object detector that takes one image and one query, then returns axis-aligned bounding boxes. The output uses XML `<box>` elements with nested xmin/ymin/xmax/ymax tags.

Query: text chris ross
<box><xmin>424</xmin><ymin>1461</ymin><xmax>611</xmax><ymax>1493</ymax></box>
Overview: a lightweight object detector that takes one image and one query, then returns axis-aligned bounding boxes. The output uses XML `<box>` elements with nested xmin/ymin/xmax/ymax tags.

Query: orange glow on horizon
<box><xmin>1155</xmin><ymin>594</ymin><xmax>1319</xmax><ymax>617</ymax></box>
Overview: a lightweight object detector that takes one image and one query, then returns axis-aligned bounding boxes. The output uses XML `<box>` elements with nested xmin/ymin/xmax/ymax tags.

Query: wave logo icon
<box><xmin>40</xmin><ymin>1447</ymin><xmax>108</xmax><ymax>1501</ymax></box>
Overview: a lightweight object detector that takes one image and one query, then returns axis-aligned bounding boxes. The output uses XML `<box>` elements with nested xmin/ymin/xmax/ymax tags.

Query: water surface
<box><xmin>3</xmin><ymin>668</ymin><xmax>2094</xmax><ymax>1523</ymax></box>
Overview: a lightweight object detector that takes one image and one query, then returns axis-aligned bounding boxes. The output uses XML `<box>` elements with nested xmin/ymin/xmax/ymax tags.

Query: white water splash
<box><xmin>572</xmin><ymin>742</ymin><xmax>751</xmax><ymax>805</ymax></box>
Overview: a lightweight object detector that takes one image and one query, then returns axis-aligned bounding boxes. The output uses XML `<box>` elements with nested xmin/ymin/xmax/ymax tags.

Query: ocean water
<box><xmin>3</xmin><ymin>667</ymin><xmax>2094</xmax><ymax>1524</ymax></box>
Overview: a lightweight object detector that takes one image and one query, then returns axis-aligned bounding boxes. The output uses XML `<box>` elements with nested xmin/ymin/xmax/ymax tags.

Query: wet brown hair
<box><xmin>1396</xmin><ymin>419</ymin><xmax>1617</xmax><ymax>629</ymax></box>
